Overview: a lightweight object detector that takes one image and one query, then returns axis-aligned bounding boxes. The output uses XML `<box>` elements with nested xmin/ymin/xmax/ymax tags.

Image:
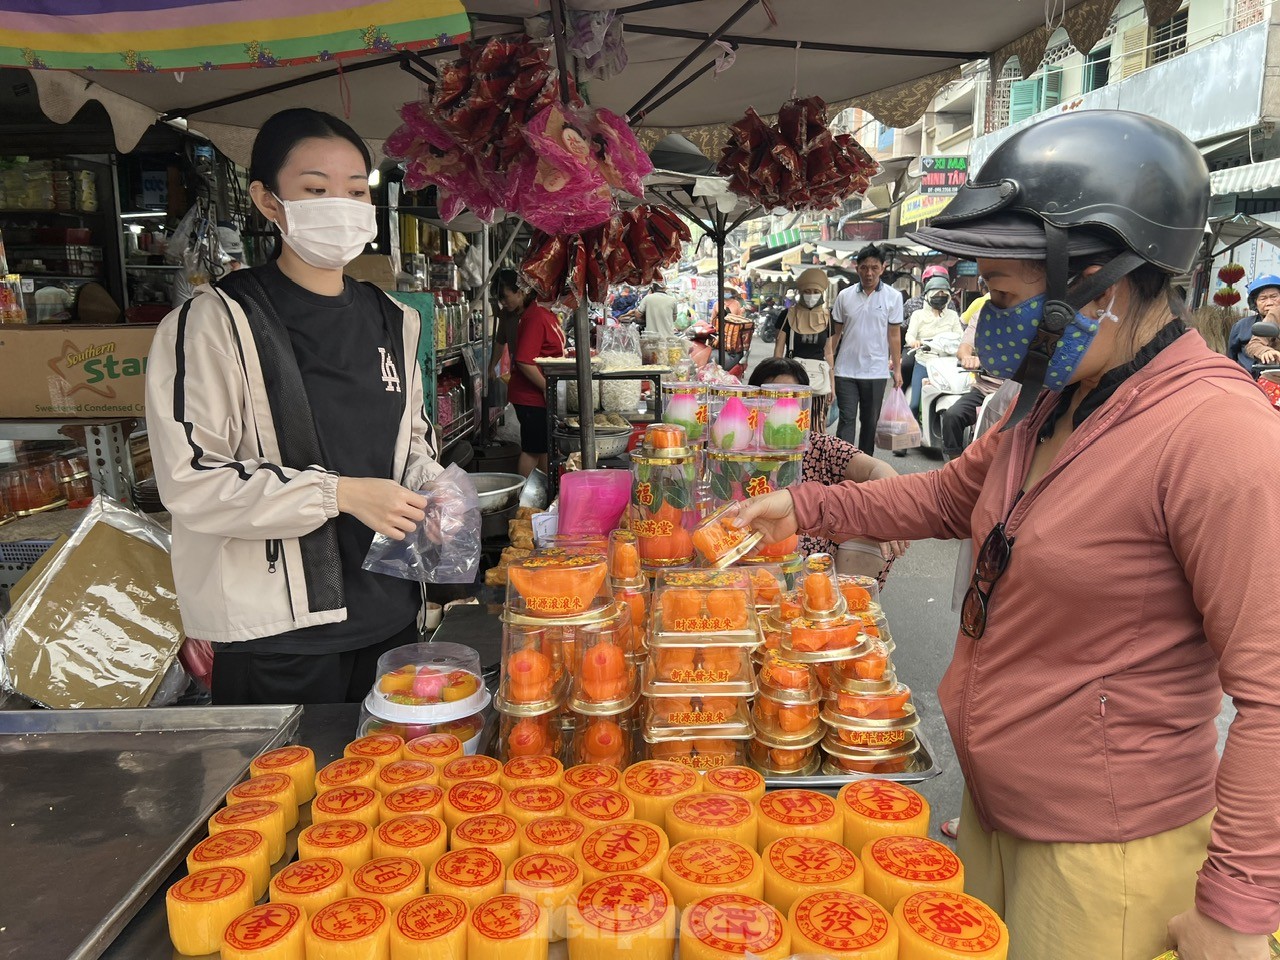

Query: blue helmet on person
<box><xmin>1246</xmin><ymin>274</ymin><xmax>1280</xmax><ymax>310</ymax></box>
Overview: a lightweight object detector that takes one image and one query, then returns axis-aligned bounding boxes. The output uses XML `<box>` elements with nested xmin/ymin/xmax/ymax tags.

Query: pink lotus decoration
<box><xmin>711</xmin><ymin>396</ymin><xmax>752</xmax><ymax>451</ymax></box>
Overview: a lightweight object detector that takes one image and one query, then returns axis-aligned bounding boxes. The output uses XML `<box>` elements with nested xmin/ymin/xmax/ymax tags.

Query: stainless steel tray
<box><xmin>760</xmin><ymin>726</ymin><xmax>943</xmax><ymax>790</ymax></box>
<box><xmin>0</xmin><ymin>705</ymin><xmax>302</xmax><ymax>960</ymax></box>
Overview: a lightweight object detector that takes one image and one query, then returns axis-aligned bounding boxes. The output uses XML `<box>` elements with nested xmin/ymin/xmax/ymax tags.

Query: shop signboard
<box><xmin>919</xmin><ymin>157</ymin><xmax>968</xmax><ymax>195</ymax></box>
<box><xmin>899</xmin><ymin>193</ymin><xmax>953</xmax><ymax>227</ymax></box>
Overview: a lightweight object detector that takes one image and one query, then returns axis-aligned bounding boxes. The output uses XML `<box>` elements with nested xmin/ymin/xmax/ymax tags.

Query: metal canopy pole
<box><xmin>629</xmin><ymin>58</ymin><xmax>722</xmax><ymax>124</ymax></box>
<box><xmin>159</xmin><ymin>50</ymin><xmax>452</xmax><ymax>121</ymax></box>
<box><xmin>716</xmin><ymin>207</ymin><xmax>728</xmax><ymax>370</ymax></box>
<box><xmin>626</xmin><ymin>0</ymin><xmax>762</xmax><ymax>120</ymax></box>
<box><xmin>548</xmin><ymin>0</ymin><xmax>596</xmax><ymax>471</ymax></box>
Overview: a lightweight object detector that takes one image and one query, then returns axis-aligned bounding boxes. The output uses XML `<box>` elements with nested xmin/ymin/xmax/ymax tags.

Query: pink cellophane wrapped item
<box><xmin>521</xmin><ymin>103</ymin><xmax>614</xmax><ymax>234</ymax></box>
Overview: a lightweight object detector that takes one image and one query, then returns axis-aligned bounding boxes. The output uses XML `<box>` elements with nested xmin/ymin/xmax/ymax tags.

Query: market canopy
<box><xmin>5</xmin><ymin>0</ymin><xmax>1190</xmax><ymax>166</ymax></box>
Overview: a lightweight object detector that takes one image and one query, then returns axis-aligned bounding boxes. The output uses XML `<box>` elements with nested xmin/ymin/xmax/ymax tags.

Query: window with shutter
<box><xmin>1009</xmin><ymin>78</ymin><xmax>1042</xmax><ymax>124</ymax></box>
<box><xmin>1119</xmin><ymin>25</ymin><xmax>1148</xmax><ymax>78</ymax></box>
<box><xmin>1084</xmin><ymin>46</ymin><xmax>1111</xmax><ymax>92</ymax></box>
<box><xmin>1041</xmin><ymin>66</ymin><xmax>1063</xmax><ymax>109</ymax></box>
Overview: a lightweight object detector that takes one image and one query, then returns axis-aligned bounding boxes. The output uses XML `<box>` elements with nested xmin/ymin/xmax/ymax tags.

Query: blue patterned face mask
<box><xmin>975</xmin><ymin>294</ymin><xmax>1116</xmax><ymax>390</ymax></box>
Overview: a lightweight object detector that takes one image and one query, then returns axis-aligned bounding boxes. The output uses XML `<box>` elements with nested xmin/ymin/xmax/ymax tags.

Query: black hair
<box><xmin>250</xmin><ymin>109</ymin><xmax>372</xmax><ymax>260</ymax></box>
<box><xmin>493</xmin><ymin>268</ymin><xmax>536</xmax><ymax>308</ymax></box>
<box><xmin>250</xmin><ymin>108</ymin><xmax>371</xmax><ymax>190</ymax></box>
<box><xmin>748</xmin><ymin>357</ymin><xmax>809</xmax><ymax>387</ymax></box>
<box><xmin>856</xmin><ymin>244</ymin><xmax>885</xmax><ymax>265</ymax></box>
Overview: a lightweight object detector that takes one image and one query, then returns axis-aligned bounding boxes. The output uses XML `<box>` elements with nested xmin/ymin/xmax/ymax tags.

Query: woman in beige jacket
<box><xmin>146</xmin><ymin>109</ymin><xmax>441</xmax><ymax>705</ymax></box>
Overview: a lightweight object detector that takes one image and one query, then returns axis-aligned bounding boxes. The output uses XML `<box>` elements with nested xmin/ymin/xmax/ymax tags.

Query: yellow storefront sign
<box><xmin>900</xmin><ymin>193</ymin><xmax>953</xmax><ymax>226</ymax></box>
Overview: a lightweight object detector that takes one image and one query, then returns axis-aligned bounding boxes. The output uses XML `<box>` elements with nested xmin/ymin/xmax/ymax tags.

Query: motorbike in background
<box><xmin>915</xmin><ymin>333</ymin><xmax>971</xmax><ymax>458</ymax></box>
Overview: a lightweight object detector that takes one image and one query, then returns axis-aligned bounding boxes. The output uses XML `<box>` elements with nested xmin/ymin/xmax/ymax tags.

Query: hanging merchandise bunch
<box><xmin>520</xmin><ymin>203</ymin><xmax>690</xmax><ymax>307</ymax></box>
<box><xmin>384</xmin><ymin>34</ymin><xmax>653</xmax><ymax>231</ymax></box>
<box><xmin>717</xmin><ymin>95</ymin><xmax>879</xmax><ymax>210</ymax></box>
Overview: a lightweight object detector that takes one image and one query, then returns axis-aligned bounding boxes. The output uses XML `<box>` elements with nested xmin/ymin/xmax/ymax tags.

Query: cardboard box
<box><xmin>344</xmin><ymin>254</ymin><xmax>398</xmax><ymax>291</ymax></box>
<box><xmin>0</xmin><ymin>324</ymin><xmax>157</xmax><ymax>418</ymax></box>
<box><xmin>875</xmin><ymin>427</ymin><xmax>922</xmax><ymax>452</ymax></box>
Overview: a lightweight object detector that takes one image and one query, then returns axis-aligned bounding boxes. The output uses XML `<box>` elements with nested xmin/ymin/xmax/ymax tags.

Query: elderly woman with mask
<box><xmin>773</xmin><ymin>267</ymin><xmax>835</xmax><ymax>433</ymax></box>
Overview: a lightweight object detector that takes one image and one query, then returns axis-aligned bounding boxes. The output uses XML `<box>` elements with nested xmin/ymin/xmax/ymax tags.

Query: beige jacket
<box><xmin>145</xmin><ymin>282</ymin><xmax>441</xmax><ymax>643</ymax></box>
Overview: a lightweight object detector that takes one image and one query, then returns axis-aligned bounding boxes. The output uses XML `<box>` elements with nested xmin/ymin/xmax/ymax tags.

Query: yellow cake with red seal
<box><xmin>893</xmin><ymin>890</ymin><xmax>1008</xmax><ymax>959</ymax></box>
<box><xmin>166</xmin><ymin>865</ymin><xmax>255</xmax><ymax>955</ymax></box>
<box><xmin>220</xmin><ymin>902</ymin><xmax>305</xmax><ymax>960</ymax></box>
<box><xmin>763</xmin><ymin>836</ymin><xmax>864</xmax><ymax>914</ymax></box>
<box><xmin>269</xmin><ymin>857</ymin><xmax>348</xmax><ymax>918</ymax></box>
<box><xmin>837</xmin><ymin>779</ymin><xmax>930</xmax><ymax>852</ymax></box>
<box><xmin>467</xmin><ymin>894</ymin><xmax>549</xmax><ymax>960</ymax></box>
<box><xmin>566</xmin><ymin>874</ymin><xmax>677</xmax><ymax>960</ymax></box>
<box><xmin>862</xmin><ymin>836</ymin><xmax>964</xmax><ymax>911</ymax></box>
<box><xmin>788</xmin><ymin>890</ymin><xmax>898</xmax><ymax>959</ymax></box>
<box><xmin>389</xmin><ymin>894</ymin><xmax>468</xmax><ymax>960</ymax></box>
<box><xmin>679</xmin><ymin>893</ymin><xmax>791</xmax><ymax>960</ymax></box>
<box><xmin>661</xmin><ymin>838</ymin><xmax>764</xmax><ymax>909</ymax></box>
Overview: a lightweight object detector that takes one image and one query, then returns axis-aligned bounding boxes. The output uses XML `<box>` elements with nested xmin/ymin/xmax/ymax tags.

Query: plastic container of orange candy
<box><xmin>822</xmin><ymin>731</ymin><xmax>921</xmax><ymax>776</ymax></box>
<box><xmin>652</xmin><ymin>568</ymin><xmax>757</xmax><ymax>636</ymax></box>
<box><xmin>631</xmin><ymin>423</ymin><xmax>699</xmax><ymax>570</ymax></box>
<box><xmin>741</xmin><ymin>564</ymin><xmax>789</xmax><ymax>611</ymax></box>
<box><xmin>569</xmin><ymin>612</ymin><xmax>640</xmax><ymax>712</ymax></box>
<box><xmin>779</xmin><ymin>614</ymin><xmax>869</xmax><ymax>662</ymax></box>
<box><xmin>749</xmin><ymin>728</ymin><xmax>824</xmax><ymax>777</ymax></box>
<box><xmin>691</xmin><ymin>503</ymin><xmax>763</xmax><ymax>568</ymax></box>
<box><xmin>496</xmin><ymin>707</ymin><xmax>563</xmax><ymax>763</ymax></box>
<box><xmin>505</xmin><ymin>553</ymin><xmax>611</xmax><ymax>621</ymax></box>
<box><xmin>822</xmin><ymin>701</ymin><xmax>921</xmax><ymax>750</ymax></box>
<box><xmin>643</xmin><ymin>690</ymin><xmax>752</xmax><ymax>735</ymax></box>
<box><xmin>837</xmin><ymin>573</ymin><xmax>880</xmax><ymax>611</ymax></box>
<box><xmin>795</xmin><ymin>553</ymin><xmax>847</xmax><ymax>617</ymax></box>
<box><xmin>752</xmin><ymin>657</ymin><xmax>822</xmax><ymax>746</ymax></box>
<box><xmin>646</xmin><ymin>638</ymin><xmax>756</xmax><ymax>693</ymax></box>
<box><xmin>499</xmin><ymin>621</ymin><xmax>568</xmax><ymax>710</ymax></box>
<box><xmin>569</xmin><ymin>710</ymin><xmax>638</xmax><ymax>770</ymax></box>
<box><xmin>644</xmin><ymin>729</ymin><xmax>752</xmax><ymax>771</ymax></box>
<box><xmin>827</xmin><ymin>678</ymin><xmax>913</xmax><ymax>721</ymax></box>
<box><xmin>606</xmin><ymin>529</ymin><xmax>644</xmax><ymax>585</ymax></box>
<box><xmin>828</xmin><ymin>637</ymin><xmax>893</xmax><ymax>685</ymax></box>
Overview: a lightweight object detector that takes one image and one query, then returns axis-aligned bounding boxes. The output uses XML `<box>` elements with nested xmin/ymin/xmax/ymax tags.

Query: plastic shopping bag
<box><xmin>876</xmin><ymin>387</ymin><xmax>917</xmax><ymax>435</ymax></box>
<box><xmin>363</xmin><ymin>465</ymin><xmax>481</xmax><ymax>583</ymax></box>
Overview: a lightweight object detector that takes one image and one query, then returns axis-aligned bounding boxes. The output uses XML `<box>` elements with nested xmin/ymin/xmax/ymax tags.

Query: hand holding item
<box><xmin>961</xmin><ymin>354</ymin><xmax>982</xmax><ymax>371</ymax></box>
<box><xmin>725</xmin><ymin>491</ymin><xmax>798</xmax><ymax>546</ymax></box>
<box><xmin>338</xmin><ymin>478</ymin><xmax>427</xmax><ymax>540</ymax></box>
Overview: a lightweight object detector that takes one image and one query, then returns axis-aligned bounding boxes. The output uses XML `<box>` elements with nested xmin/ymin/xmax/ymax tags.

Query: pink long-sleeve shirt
<box><xmin>790</xmin><ymin>330</ymin><xmax>1280</xmax><ymax>934</ymax></box>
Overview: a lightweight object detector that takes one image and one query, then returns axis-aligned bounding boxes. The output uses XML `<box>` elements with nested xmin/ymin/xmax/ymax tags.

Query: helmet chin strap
<box><xmin>1001</xmin><ymin>224</ymin><xmax>1147</xmax><ymax>430</ymax></box>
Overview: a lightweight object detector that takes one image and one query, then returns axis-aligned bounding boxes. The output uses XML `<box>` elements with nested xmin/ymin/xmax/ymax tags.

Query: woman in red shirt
<box><xmin>499</xmin><ymin>273</ymin><xmax>566</xmax><ymax>477</ymax></box>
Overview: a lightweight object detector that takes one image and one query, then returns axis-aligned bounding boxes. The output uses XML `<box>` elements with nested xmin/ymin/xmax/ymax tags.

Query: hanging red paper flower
<box><xmin>1218</xmin><ymin>263</ymin><xmax>1245</xmax><ymax>285</ymax></box>
<box><xmin>1213</xmin><ymin>286</ymin><xmax>1242</xmax><ymax>308</ymax></box>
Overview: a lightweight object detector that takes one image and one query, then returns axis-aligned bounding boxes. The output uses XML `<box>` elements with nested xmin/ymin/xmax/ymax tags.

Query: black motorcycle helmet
<box><xmin>910</xmin><ymin>110</ymin><xmax>1210</xmax><ymax>425</ymax></box>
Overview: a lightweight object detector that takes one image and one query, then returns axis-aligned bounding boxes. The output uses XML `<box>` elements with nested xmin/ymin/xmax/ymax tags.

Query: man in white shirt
<box><xmin>635</xmin><ymin>281</ymin><xmax>678</xmax><ymax>338</ymax></box>
<box><xmin>829</xmin><ymin>245</ymin><xmax>904</xmax><ymax>454</ymax></box>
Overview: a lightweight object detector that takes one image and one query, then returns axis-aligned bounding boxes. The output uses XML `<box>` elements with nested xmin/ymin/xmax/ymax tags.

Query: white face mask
<box><xmin>801</xmin><ymin>293</ymin><xmax>823</xmax><ymax>308</ymax></box>
<box><xmin>273</xmin><ymin>195</ymin><xmax>376</xmax><ymax>270</ymax></box>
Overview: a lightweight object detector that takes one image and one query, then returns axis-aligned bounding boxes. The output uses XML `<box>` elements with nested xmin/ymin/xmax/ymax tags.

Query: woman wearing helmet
<box><xmin>734</xmin><ymin>111</ymin><xmax>1280</xmax><ymax>960</ymax></box>
<box><xmin>905</xmin><ymin>274</ymin><xmax>963</xmax><ymax>414</ymax></box>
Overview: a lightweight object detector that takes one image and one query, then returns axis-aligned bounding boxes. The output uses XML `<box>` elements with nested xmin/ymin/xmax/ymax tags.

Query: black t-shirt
<box><xmin>247</xmin><ymin>263</ymin><xmax>419</xmax><ymax>654</ymax></box>
<box><xmin>779</xmin><ymin>309</ymin><xmax>831</xmax><ymax>361</ymax></box>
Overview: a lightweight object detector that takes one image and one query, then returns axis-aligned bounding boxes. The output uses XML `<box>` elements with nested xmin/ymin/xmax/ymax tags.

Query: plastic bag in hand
<box><xmin>876</xmin><ymin>387</ymin><xmax>918</xmax><ymax>435</ymax></box>
<box><xmin>362</xmin><ymin>465</ymin><xmax>481</xmax><ymax>583</ymax></box>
